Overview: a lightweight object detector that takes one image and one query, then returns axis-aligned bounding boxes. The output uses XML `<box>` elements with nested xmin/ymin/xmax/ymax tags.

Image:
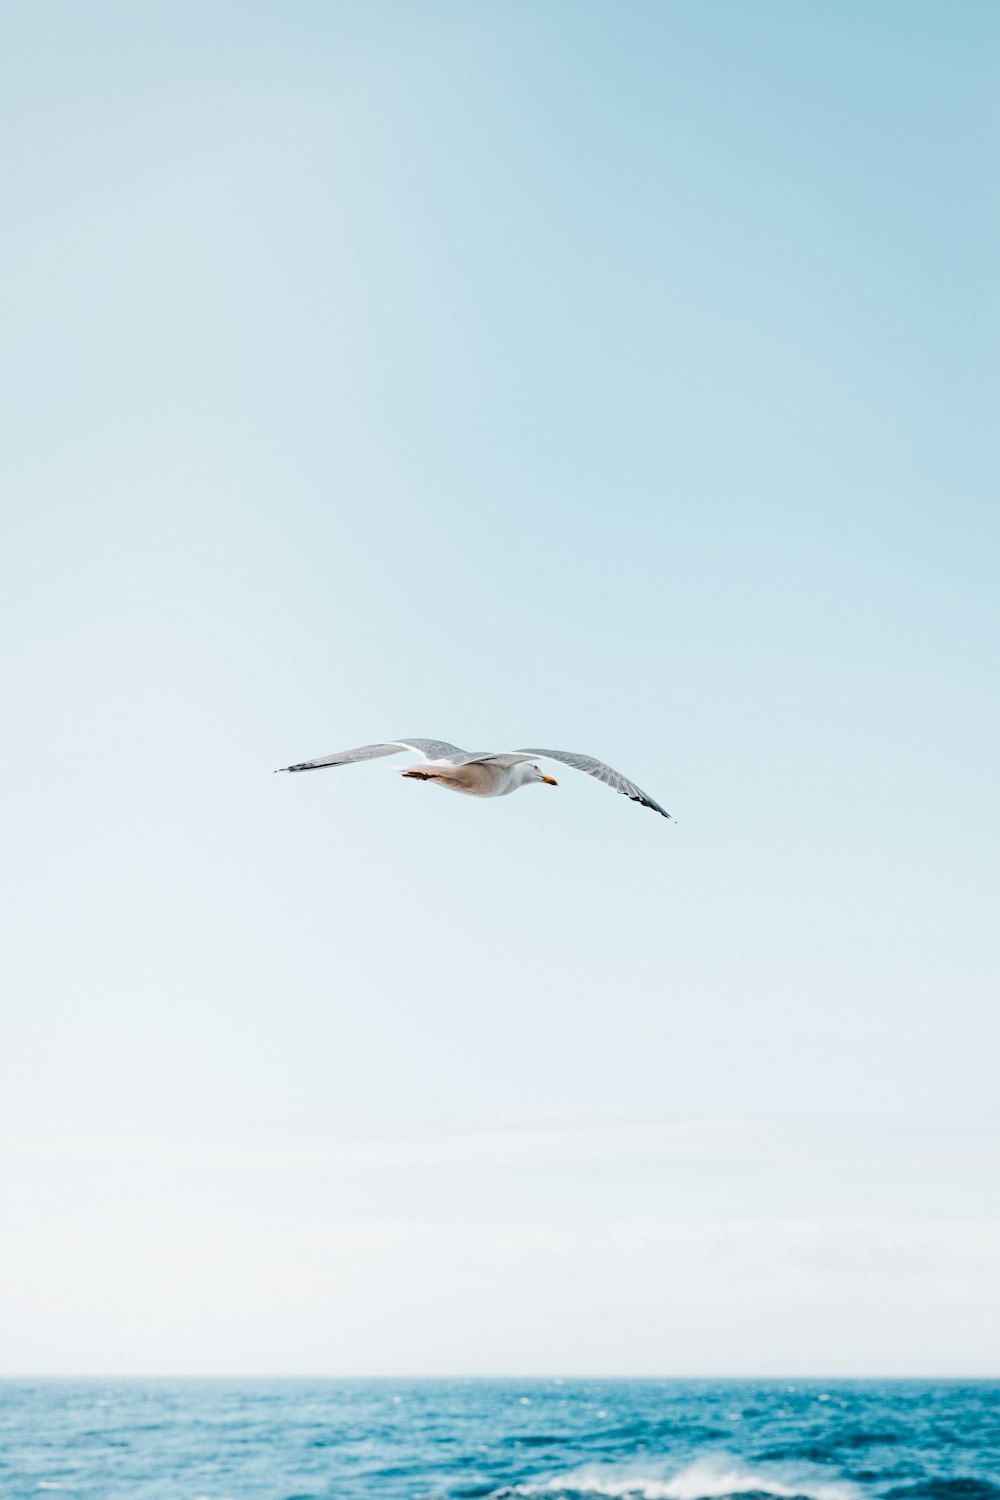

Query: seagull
<box><xmin>276</xmin><ymin>738</ymin><xmax>672</xmax><ymax>818</ymax></box>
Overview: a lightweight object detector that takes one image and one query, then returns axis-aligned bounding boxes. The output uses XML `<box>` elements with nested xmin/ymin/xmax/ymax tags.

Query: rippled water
<box><xmin>0</xmin><ymin>1380</ymin><xmax>996</xmax><ymax>1500</ymax></box>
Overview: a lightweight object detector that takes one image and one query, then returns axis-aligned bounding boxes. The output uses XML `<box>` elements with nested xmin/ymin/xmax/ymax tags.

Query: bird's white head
<box><xmin>521</xmin><ymin>762</ymin><xmax>558</xmax><ymax>788</ymax></box>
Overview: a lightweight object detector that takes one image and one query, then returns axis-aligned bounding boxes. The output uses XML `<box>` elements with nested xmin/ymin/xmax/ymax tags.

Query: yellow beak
<box><xmin>541</xmin><ymin>775</ymin><xmax>558</xmax><ymax>785</ymax></box>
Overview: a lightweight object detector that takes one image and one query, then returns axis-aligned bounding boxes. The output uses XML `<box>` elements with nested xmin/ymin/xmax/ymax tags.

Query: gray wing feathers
<box><xmin>397</xmin><ymin>739</ymin><xmax>466</xmax><ymax>762</ymax></box>
<box><xmin>516</xmin><ymin>747</ymin><xmax>672</xmax><ymax>819</ymax></box>
<box><xmin>278</xmin><ymin>738</ymin><xmax>465</xmax><ymax>773</ymax></box>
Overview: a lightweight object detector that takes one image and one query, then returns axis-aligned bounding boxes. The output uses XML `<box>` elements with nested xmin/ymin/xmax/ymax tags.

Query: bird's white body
<box><xmin>276</xmin><ymin>737</ymin><xmax>672</xmax><ymax>819</ymax></box>
<box><xmin>399</xmin><ymin>756</ymin><xmax>554</xmax><ymax>798</ymax></box>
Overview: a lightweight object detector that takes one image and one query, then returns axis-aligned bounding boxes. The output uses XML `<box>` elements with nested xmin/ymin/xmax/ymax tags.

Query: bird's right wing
<box><xmin>276</xmin><ymin>739</ymin><xmax>465</xmax><ymax>773</ymax></box>
<box><xmin>516</xmin><ymin>747</ymin><xmax>672</xmax><ymax>818</ymax></box>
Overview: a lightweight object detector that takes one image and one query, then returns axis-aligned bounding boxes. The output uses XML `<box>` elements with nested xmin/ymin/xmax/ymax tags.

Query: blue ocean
<box><xmin>1</xmin><ymin>1380</ymin><xmax>996</xmax><ymax>1500</ymax></box>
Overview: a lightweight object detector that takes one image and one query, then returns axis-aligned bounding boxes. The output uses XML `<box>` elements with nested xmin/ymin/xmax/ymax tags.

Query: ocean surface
<box><xmin>0</xmin><ymin>1380</ymin><xmax>996</xmax><ymax>1500</ymax></box>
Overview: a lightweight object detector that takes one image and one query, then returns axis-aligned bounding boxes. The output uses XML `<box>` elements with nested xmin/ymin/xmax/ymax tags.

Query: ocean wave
<box><xmin>503</xmin><ymin>1454</ymin><xmax>863</xmax><ymax>1500</ymax></box>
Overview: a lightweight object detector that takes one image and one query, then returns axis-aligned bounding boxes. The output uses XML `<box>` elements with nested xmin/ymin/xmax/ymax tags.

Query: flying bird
<box><xmin>276</xmin><ymin>738</ymin><xmax>672</xmax><ymax>819</ymax></box>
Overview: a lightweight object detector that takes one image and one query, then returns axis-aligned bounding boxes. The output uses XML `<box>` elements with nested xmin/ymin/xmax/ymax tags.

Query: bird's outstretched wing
<box><xmin>276</xmin><ymin>739</ymin><xmax>465</xmax><ymax>773</ymax></box>
<box><xmin>515</xmin><ymin>747</ymin><xmax>672</xmax><ymax>818</ymax></box>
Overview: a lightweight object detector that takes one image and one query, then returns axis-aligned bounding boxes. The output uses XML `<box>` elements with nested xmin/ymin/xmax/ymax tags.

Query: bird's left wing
<box><xmin>277</xmin><ymin>738</ymin><xmax>465</xmax><ymax>772</ymax></box>
<box><xmin>515</xmin><ymin>747</ymin><xmax>672</xmax><ymax>819</ymax></box>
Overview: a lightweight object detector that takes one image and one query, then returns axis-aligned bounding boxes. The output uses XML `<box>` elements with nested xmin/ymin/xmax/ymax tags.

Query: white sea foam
<box><xmin>508</xmin><ymin>1454</ymin><xmax>862</xmax><ymax>1500</ymax></box>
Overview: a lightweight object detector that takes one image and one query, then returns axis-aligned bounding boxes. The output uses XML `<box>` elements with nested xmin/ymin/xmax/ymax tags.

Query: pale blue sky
<box><xmin>2</xmin><ymin>1</ymin><xmax>998</xmax><ymax>1375</ymax></box>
